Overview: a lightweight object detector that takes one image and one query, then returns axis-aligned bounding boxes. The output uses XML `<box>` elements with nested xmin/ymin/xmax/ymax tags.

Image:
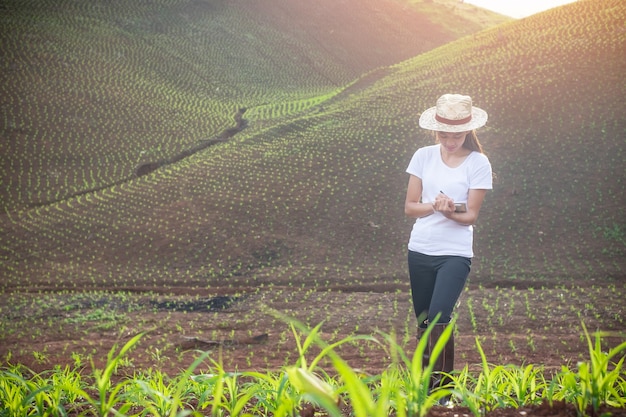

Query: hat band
<box><xmin>435</xmin><ymin>114</ymin><xmax>472</xmax><ymax>126</ymax></box>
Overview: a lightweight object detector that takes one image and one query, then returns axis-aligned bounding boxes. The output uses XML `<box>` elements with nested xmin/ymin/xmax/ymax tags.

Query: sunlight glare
<box><xmin>464</xmin><ymin>0</ymin><xmax>578</xmax><ymax>18</ymax></box>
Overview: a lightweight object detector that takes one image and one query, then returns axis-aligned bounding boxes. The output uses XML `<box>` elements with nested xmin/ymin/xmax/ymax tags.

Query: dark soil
<box><xmin>0</xmin><ymin>2</ymin><xmax>624</xmax><ymax>416</ymax></box>
<box><xmin>1</xmin><ymin>282</ymin><xmax>624</xmax><ymax>417</ymax></box>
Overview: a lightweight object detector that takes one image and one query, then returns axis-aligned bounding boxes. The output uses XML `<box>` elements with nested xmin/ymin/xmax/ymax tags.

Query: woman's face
<box><xmin>437</xmin><ymin>131</ymin><xmax>469</xmax><ymax>154</ymax></box>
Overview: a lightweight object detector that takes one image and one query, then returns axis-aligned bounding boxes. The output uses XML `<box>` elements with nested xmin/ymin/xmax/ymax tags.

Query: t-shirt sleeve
<box><xmin>406</xmin><ymin>147</ymin><xmax>426</xmax><ymax>178</ymax></box>
<box><xmin>470</xmin><ymin>154</ymin><xmax>493</xmax><ymax>190</ymax></box>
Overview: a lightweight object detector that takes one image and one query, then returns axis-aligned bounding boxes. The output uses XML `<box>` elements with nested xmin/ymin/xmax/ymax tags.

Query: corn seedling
<box><xmin>550</xmin><ymin>323</ymin><xmax>626</xmax><ymax>415</ymax></box>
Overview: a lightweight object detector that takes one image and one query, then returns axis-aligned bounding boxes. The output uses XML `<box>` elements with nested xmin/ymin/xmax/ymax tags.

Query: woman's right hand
<box><xmin>433</xmin><ymin>194</ymin><xmax>455</xmax><ymax>214</ymax></box>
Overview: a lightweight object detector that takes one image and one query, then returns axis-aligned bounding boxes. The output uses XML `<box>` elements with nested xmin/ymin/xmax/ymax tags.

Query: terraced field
<box><xmin>0</xmin><ymin>0</ymin><xmax>624</xmax><ymax>394</ymax></box>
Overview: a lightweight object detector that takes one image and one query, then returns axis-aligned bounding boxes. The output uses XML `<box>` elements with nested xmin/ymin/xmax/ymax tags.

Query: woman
<box><xmin>404</xmin><ymin>94</ymin><xmax>492</xmax><ymax>395</ymax></box>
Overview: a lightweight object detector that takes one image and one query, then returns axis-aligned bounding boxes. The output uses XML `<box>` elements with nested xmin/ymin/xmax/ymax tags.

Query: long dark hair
<box><xmin>463</xmin><ymin>130</ymin><xmax>497</xmax><ymax>181</ymax></box>
<box><xmin>463</xmin><ymin>130</ymin><xmax>484</xmax><ymax>153</ymax></box>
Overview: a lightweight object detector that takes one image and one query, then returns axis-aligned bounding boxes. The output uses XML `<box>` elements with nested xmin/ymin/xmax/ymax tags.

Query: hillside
<box><xmin>0</xmin><ymin>0</ymin><xmax>625</xmax><ymax>378</ymax></box>
<box><xmin>1</xmin><ymin>0</ymin><xmax>623</xmax><ymax>292</ymax></box>
<box><xmin>0</xmin><ymin>0</ymin><xmax>507</xmax><ymax>213</ymax></box>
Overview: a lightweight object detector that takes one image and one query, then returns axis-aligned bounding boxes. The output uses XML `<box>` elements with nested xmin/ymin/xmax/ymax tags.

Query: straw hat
<box><xmin>419</xmin><ymin>94</ymin><xmax>488</xmax><ymax>132</ymax></box>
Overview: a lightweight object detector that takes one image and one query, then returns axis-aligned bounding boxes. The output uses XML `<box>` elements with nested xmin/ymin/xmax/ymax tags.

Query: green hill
<box><xmin>0</xmin><ymin>0</ymin><xmax>624</xmax><ymax>294</ymax></box>
<box><xmin>0</xmin><ymin>0</ymin><xmax>506</xmax><ymax>212</ymax></box>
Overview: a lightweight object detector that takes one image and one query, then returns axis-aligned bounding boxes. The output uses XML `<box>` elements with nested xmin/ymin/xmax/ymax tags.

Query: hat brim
<box><xmin>419</xmin><ymin>106</ymin><xmax>488</xmax><ymax>132</ymax></box>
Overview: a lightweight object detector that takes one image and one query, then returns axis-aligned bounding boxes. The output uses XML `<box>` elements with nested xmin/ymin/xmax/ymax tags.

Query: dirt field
<box><xmin>1</xmin><ymin>1</ymin><xmax>625</xmax><ymax>415</ymax></box>
<box><xmin>1</xmin><ymin>275</ymin><xmax>624</xmax><ymax>416</ymax></box>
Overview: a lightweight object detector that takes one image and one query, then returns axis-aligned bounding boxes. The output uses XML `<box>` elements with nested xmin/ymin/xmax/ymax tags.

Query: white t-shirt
<box><xmin>406</xmin><ymin>144</ymin><xmax>492</xmax><ymax>257</ymax></box>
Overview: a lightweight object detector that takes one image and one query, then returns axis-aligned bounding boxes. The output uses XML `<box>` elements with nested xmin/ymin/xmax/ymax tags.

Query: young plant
<box><xmin>191</xmin><ymin>357</ymin><xmax>256</xmax><ymax>417</ymax></box>
<box><xmin>451</xmin><ymin>336</ymin><xmax>509</xmax><ymax>414</ymax></box>
<box><xmin>499</xmin><ymin>364</ymin><xmax>547</xmax><ymax>407</ymax></box>
<box><xmin>551</xmin><ymin>323</ymin><xmax>626</xmax><ymax>415</ymax></box>
<box><xmin>398</xmin><ymin>320</ymin><xmax>455</xmax><ymax>416</ymax></box>
<box><xmin>242</xmin><ymin>370</ymin><xmax>299</xmax><ymax>417</ymax></box>
<box><xmin>64</xmin><ymin>332</ymin><xmax>144</xmax><ymax>416</ymax></box>
<box><xmin>0</xmin><ymin>366</ymin><xmax>40</xmax><ymax>417</ymax></box>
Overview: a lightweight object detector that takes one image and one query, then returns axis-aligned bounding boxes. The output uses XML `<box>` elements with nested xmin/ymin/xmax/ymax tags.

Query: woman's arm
<box><xmin>440</xmin><ymin>188</ymin><xmax>488</xmax><ymax>225</ymax></box>
<box><xmin>404</xmin><ymin>175</ymin><xmax>436</xmax><ymax>219</ymax></box>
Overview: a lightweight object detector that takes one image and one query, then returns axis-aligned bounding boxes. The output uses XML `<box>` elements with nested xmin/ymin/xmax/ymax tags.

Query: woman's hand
<box><xmin>436</xmin><ymin>189</ymin><xmax>488</xmax><ymax>225</ymax></box>
<box><xmin>433</xmin><ymin>193</ymin><xmax>455</xmax><ymax>214</ymax></box>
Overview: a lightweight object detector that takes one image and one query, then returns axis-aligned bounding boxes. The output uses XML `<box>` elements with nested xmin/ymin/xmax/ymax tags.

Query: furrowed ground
<box><xmin>0</xmin><ymin>0</ymin><xmax>624</xmax><ymax>402</ymax></box>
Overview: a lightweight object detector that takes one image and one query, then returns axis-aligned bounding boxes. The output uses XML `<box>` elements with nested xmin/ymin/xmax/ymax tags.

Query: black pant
<box><xmin>408</xmin><ymin>250</ymin><xmax>471</xmax><ymax>326</ymax></box>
